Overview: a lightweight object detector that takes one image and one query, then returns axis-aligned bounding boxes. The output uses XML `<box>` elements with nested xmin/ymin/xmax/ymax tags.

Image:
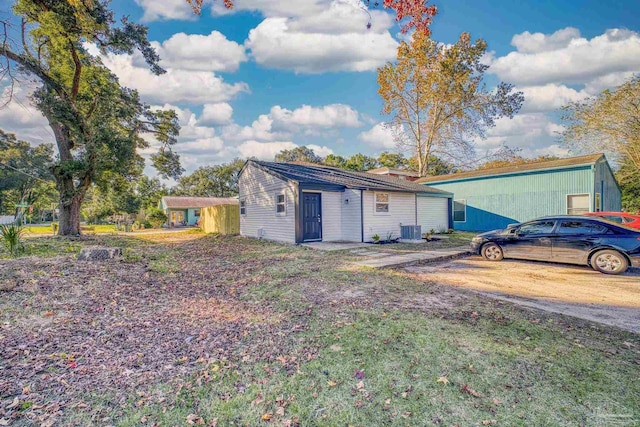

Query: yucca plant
<box><xmin>1</xmin><ymin>222</ymin><xmax>25</xmax><ymax>256</ymax></box>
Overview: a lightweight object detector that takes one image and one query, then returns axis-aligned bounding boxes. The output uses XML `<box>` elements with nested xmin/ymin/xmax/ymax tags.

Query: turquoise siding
<box><xmin>426</xmin><ymin>165</ymin><xmax>621</xmax><ymax>231</ymax></box>
<box><xmin>594</xmin><ymin>159</ymin><xmax>622</xmax><ymax>212</ymax></box>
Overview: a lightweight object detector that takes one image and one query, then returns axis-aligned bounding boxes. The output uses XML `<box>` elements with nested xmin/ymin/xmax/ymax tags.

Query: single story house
<box><xmin>416</xmin><ymin>154</ymin><xmax>622</xmax><ymax>231</ymax></box>
<box><xmin>159</xmin><ymin>196</ymin><xmax>238</xmax><ymax>227</ymax></box>
<box><xmin>366</xmin><ymin>167</ymin><xmax>420</xmax><ymax>181</ymax></box>
<box><xmin>238</xmin><ymin>160</ymin><xmax>453</xmax><ymax>244</ymax></box>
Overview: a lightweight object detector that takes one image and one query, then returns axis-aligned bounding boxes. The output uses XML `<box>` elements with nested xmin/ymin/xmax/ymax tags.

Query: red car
<box><xmin>584</xmin><ymin>212</ymin><xmax>640</xmax><ymax>229</ymax></box>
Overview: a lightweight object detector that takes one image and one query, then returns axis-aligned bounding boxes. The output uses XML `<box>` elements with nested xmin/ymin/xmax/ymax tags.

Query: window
<box><xmin>453</xmin><ymin>200</ymin><xmax>466</xmax><ymax>222</ymax></box>
<box><xmin>518</xmin><ymin>221</ymin><xmax>555</xmax><ymax>235</ymax></box>
<box><xmin>375</xmin><ymin>192</ymin><xmax>390</xmax><ymax>214</ymax></box>
<box><xmin>567</xmin><ymin>194</ymin><xmax>590</xmax><ymax>215</ymax></box>
<box><xmin>602</xmin><ymin>215</ymin><xmax>623</xmax><ymax>224</ymax></box>
<box><xmin>595</xmin><ymin>193</ymin><xmax>601</xmax><ymax>212</ymax></box>
<box><xmin>240</xmin><ymin>200</ymin><xmax>246</xmax><ymax>216</ymax></box>
<box><xmin>557</xmin><ymin>221</ymin><xmax>609</xmax><ymax>235</ymax></box>
<box><xmin>194</xmin><ymin>209</ymin><xmax>201</xmax><ymax>217</ymax></box>
<box><xmin>276</xmin><ymin>193</ymin><xmax>286</xmax><ymax>215</ymax></box>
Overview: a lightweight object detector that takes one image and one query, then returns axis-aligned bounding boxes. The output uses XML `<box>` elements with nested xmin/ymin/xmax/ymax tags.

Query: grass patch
<box><xmin>112</xmin><ymin>310</ymin><xmax>639</xmax><ymax>427</ymax></box>
<box><xmin>2</xmin><ymin>234</ymin><xmax>638</xmax><ymax>427</ymax></box>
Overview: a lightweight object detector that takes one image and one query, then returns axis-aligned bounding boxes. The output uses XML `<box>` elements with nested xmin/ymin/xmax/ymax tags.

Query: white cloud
<box><xmin>583</xmin><ymin>71</ymin><xmax>637</xmax><ymax>95</ymax></box>
<box><xmin>245</xmin><ymin>2</ymin><xmax>398</xmax><ymax>74</ymax></box>
<box><xmin>0</xmin><ymin>85</ymin><xmax>52</xmax><ymax>145</ymax></box>
<box><xmin>200</xmin><ymin>103</ymin><xmax>234</xmax><ymax>125</ymax></box>
<box><xmin>222</xmin><ymin>103</ymin><xmax>363</xmax><ymax>142</ymax></box>
<box><xmin>518</xmin><ymin>84</ymin><xmax>588</xmax><ymax>113</ymax></box>
<box><xmin>135</xmin><ymin>0</ymin><xmax>195</xmax><ymax>22</ymax></box>
<box><xmin>307</xmin><ymin>144</ymin><xmax>334</xmax><ymax>157</ymax></box>
<box><xmin>510</xmin><ymin>27</ymin><xmax>581</xmax><ymax>54</ymax></box>
<box><xmin>358</xmin><ymin>122</ymin><xmax>397</xmax><ymax>149</ymax></box>
<box><xmin>151</xmin><ymin>31</ymin><xmax>247</xmax><ymax>72</ymax></box>
<box><xmin>98</xmin><ymin>51</ymin><xmax>249</xmax><ymax>104</ymax></box>
<box><xmin>270</xmin><ymin>104</ymin><xmax>361</xmax><ymax>129</ymax></box>
<box><xmin>491</xmin><ymin>28</ymin><xmax>640</xmax><ymax>86</ymax></box>
<box><xmin>236</xmin><ymin>140</ymin><xmax>298</xmax><ymax>159</ymax></box>
<box><xmin>474</xmin><ymin>113</ymin><xmax>566</xmax><ymax>159</ymax></box>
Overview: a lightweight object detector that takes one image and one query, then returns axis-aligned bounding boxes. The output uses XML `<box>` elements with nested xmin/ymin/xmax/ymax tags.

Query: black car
<box><xmin>470</xmin><ymin>216</ymin><xmax>640</xmax><ymax>274</ymax></box>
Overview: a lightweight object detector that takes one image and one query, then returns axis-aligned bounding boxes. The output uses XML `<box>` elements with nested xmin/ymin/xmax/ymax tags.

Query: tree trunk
<box><xmin>58</xmin><ymin>195</ymin><xmax>82</xmax><ymax>235</ymax></box>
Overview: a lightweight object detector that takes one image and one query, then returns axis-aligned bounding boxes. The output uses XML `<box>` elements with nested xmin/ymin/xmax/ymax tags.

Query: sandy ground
<box><xmin>405</xmin><ymin>257</ymin><xmax>640</xmax><ymax>333</ymax></box>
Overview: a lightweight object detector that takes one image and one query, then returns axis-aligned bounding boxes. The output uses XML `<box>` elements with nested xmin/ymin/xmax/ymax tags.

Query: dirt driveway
<box><xmin>405</xmin><ymin>257</ymin><xmax>640</xmax><ymax>333</ymax></box>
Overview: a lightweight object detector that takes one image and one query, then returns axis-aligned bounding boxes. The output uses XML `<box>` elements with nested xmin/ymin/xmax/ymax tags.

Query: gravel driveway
<box><xmin>405</xmin><ymin>256</ymin><xmax>640</xmax><ymax>333</ymax></box>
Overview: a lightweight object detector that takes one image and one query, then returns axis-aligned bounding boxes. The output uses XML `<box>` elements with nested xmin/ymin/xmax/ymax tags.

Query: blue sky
<box><xmin>2</xmin><ymin>0</ymin><xmax>640</xmax><ymax>176</ymax></box>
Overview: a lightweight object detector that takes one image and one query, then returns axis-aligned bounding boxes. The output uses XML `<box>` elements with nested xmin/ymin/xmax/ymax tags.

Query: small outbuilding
<box><xmin>159</xmin><ymin>196</ymin><xmax>238</xmax><ymax>227</ymax></box>
<box><xmin>417</xmin><ymin>154</ymin><xmax>622</xmax><ymax>231</ymax></box>
<box><xmin>238</xmin><ymin>160</ymin><xmax>453</xmax><ymax>244</ymax></box>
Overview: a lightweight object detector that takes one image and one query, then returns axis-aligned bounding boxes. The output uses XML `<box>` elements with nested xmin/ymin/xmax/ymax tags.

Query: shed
<box><xmin>417</xmin><ymin>154</ymin><xmax>621</xmax><ymax>231</ymax></box>
<box><xmin>238</xmin><ymin>160</ymin><xmax>453</xmax><ymax>244</ymax></box>
<box><xmin>159</xmin><ymin>196</ymin><xmax>238</xmax><ymax>227</ymax></box>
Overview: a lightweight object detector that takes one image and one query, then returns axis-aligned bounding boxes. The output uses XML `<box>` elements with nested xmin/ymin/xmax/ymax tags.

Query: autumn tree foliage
<box><xmin>0</xmin><ymin>0</ymin><xmax>182</xmax><ymax>235</ymax></box>
<box><xmin>562</xmin><ymin>76</ymin><xmax>640</xmax><ymax>184</ymax></box>
<box><xmin>377</xmin><ymin>32</ymin><xmax>524</xmax><ymax>177</ymax></box>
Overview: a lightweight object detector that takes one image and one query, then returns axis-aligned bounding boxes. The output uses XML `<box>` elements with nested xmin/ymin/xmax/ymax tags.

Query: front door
<box><xmin>302</xmin><ymin>192</ymin><xmax>322</xmax><ymax>241</ymax></box>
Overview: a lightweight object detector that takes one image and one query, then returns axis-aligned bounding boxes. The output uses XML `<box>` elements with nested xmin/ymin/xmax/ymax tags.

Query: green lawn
<box><xmin>0</xmin><ymin>233</ymin><xmax>638</xmax><ymax>426</ymax></box>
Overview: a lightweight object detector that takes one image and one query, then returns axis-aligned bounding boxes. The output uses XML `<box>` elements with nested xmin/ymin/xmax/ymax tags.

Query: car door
<box><xmin>502</xmin><ymin>220</ymin><xmax>556</xmax><ymax>261</ymax></box>
<box><xmin>552</xmin><ymin>220</ymin><xmax>610</xmax><ymax>264</ymax></box>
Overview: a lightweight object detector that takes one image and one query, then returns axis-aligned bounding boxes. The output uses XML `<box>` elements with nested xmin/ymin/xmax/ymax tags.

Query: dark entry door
<box><xmin>302</xmin><ymin>193</ymin><xmax>322</xmax><ymax>241</ymax></box>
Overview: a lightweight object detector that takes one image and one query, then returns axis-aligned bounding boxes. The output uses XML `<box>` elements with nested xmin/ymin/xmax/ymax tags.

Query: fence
<box><xmin>200</xmin><ymin>204</ymin><xmax>240</xmax><ymax>235</ymax></box>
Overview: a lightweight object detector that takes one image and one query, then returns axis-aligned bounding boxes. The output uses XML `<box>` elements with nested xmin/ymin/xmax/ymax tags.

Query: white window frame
<box><xmin>566</xmin><ymin>193</ymin><xmax>591</xmax><ymax>215</ymax></box>
<box><xmin>275</xmin><ymin>192</ymin><xmax>286</xmax><ymax>216</ymax></box>
<box><xmin>453</xmin><ymin>199</ymin><xmax>467</xmax><ymax>223</ymax></box>
<box><xmin>595</xmin><ymin>193</ymin><xmax>601</xmax><ymax>212</ymax></box>
<box><xmin>239</xmin><ymin>199</ymin><xmax>246</xmax><ymax>216</ymax></box>
<box><xmin>373</xmin><ymin>192</ymin><xmax>390</xmax><ymax>215</ymax></box>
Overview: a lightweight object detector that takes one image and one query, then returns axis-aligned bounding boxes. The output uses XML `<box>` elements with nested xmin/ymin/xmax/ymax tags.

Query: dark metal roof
<box><xmin>417</xmin><ymin>153</ymin><xmax>605</xmax><ymax>184</ymax></box>
<box><xmin>250</xmin><ymin>160</ymin><xmax>451</xmax><ymax>195</ymax></box>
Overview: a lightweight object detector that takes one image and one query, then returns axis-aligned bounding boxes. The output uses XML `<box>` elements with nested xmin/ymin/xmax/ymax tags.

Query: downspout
<box><xmin>360</xmin><ymin>190</ymin><xmax>364</xmax><ymax>243</ymax></box>
<box><xmin>294</xmin><ymin>184</ymin><xmax>301</xmax><ymax>243</ymax></box>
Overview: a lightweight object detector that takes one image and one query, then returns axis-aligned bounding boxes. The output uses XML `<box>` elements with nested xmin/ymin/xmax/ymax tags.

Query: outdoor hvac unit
<box><xmin>400</xmin><ymin>225</ymin><xmax>422</xmax><ymax>240</ymax></box>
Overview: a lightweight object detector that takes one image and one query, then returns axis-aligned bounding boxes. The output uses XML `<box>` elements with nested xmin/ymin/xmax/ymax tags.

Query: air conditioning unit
<box><xmin>400</xmin><ymin>225</ymin><xmax>422</xmax><ymax>240</ymax></box>
<box><xmin>257</xmin><ymin>227</ymin><xmax>265</xmax><ymax>238</ymax></box>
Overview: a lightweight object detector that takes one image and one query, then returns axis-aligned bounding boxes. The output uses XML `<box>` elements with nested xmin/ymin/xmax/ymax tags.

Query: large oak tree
<box><xmin>1</xmin><ymin>0</ymin><xmax>182</xmax><ymax>235</ymax></box>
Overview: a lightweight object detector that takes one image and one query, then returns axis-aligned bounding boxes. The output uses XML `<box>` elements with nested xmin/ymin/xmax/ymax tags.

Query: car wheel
<box><xmin>482</xmin><ymin>242</ymin><xmax>504</xmax><ymax>261</ymax></box>
<box><xmin>591</xmin><ymin>249</ymin><xmax>629</xmax><ymax>275</ymax></box>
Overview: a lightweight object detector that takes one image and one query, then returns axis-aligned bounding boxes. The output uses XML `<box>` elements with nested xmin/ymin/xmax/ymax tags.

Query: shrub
<box><xmin>371</xmin><ymin>234</ymin><xmax>380</xmax><ymax>243</ymax></box>
<box><xmin>147</xmin><ymin>209</ymin><xmax>167</xmax><ymax>229</ymax></box>
<box><xmin>1</xmin><ymin>223</ymin><xmax>25</xmax><ymax>256</ymax></box>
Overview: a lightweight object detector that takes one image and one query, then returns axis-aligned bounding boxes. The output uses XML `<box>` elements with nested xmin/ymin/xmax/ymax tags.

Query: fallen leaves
<box><xmin>460</xmin><ymin>384</ymin><xmax>483</xmax><ymax>398</ymax></box>
<box><xmin>186</xmin><ymin>413</ymin><xmax>205</xmax><ymax>425</ymax></box>
<box><xmin>437</xmin><ymin>376</ymin><xmax>449</xmax><ymax>385</ymax></box>
<box><xmin>260</xmin><ymin>413</ymin><xmax>272</xmax><ymax>422</ymax></box>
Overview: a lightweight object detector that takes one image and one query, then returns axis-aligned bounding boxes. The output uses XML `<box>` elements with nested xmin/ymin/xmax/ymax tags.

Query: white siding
<box><xmin>362</xmin><ymin>191</ymin><xmax>416</xmax><ymax>242</ymax></box>
<box><xmin>341</xmin><ymin>189</ymin><xmax>362</xmax><ymax>242</ymax></box>
<box><xmin>239</xmin><ymin>164</ymin><xmax>296</xmax><ymax>243</ymax></box>
<box><xmin>320</xmin><ymin>191</ymin><xmax>343</xmax><ymax>242</ymax></box>
<box><xmin>417</xmin><ymin>197</ymin><xmax>449</xmax><ymax>233</ymax></box>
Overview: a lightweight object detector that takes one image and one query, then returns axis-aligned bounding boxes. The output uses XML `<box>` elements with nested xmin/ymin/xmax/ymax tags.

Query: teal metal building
<box><xmin>417</xmin><ymin>154</ymin><xmax>622</xmax><ymax>231</ymax></box>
